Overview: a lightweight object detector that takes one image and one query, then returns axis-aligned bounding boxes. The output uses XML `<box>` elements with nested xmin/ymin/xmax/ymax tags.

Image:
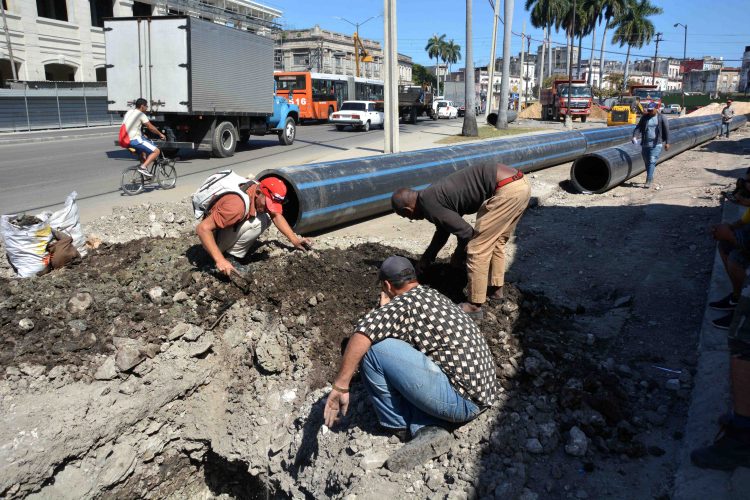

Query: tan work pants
<box><xmin>466</xmin><ymin>176</ymin><xmax>531</xmax><ymax>303</ymax></box>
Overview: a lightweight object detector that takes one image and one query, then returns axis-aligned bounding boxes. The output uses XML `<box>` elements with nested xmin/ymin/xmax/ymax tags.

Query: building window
<box><xmin>45</xmin><ymin>63</ymin><xmax>76</xmax><ymax>81</ymax></box>
<box><xmin>0</xmin><ymin>59</ymin><xmax>20</xmax><ymax>86</ymax></box>
<box><xmin>90</xmin><ymin>0</ymin><xmax>113</xmax><ymax>28</ymax></box>
<box><xmin>36</xmin><ymin>0</ymin><xmax>68</xmax><ymax>21</ymax></box>
<box><xmin>132</xmin><ymin>1</ymin><xmax>151</xmax><ymax>16</ymax></box>
<box><xmin>95</xmin><ymin>67</ymin><xmax>107</xmax><ymax>81</ymax></box>
<box><xmin>293</xmin><ymin>52</ymin><xmax>309</xmax><ymax>67</ymax></box>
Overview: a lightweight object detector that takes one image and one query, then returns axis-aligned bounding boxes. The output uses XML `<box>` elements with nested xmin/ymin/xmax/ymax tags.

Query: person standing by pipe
<box><xmin>390</xmin><ymin>163</ymin><xmax>530</xmax><ymax>320</ymax></box>
<box><xmin>721</xmin><ymin>100</ymin><xmax>735</xmax><ymax>139</ymax></box>
<box><xmin>632</xmin><ymin>102</ymin><xmax>670</xmax><ymax>189</ymax></box>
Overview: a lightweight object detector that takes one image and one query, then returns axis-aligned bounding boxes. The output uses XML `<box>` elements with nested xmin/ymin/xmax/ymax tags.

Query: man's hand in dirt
<box><xmin>294</xmin><ymin>237</ymin><xmax>314</xmax><ymax>251</ymax></box>
<box><xmin>323</xmin><ymin>389</ymin><xmax>350</xmax><ymax>428</ymax></box>
<box><xmin>216</xmin><ymin>258</ymin><xmax>236</xmax><ymax>277</ymax></box>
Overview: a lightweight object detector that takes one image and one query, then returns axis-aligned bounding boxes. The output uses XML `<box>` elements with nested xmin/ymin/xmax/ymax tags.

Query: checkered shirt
<box><xmin>356</xmin><ymin>285</ymin><xmax>496</xmax><ymax>407</ymax></box>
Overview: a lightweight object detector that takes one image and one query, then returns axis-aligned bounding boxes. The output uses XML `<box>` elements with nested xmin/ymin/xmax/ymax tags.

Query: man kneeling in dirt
<box><xmin>391</xmin><ymin>163</ymin><xmax>530</xmax><ymax>320</ymax></box>
<box><xmin>196</xmin><ymin>176</ymin><xmax>312</xmax><ymax>276</ymax></box>
<box><xmin>323</xmin><ymin>256</ymin><xmax>496</xmax><ymax>471</ymax></box>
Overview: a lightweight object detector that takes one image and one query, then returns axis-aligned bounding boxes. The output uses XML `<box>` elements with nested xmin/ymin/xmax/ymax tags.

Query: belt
<box><xmin>496</xmin><ymin>170</ymin><xmax>524</xmax><ymax>189</ymax></box>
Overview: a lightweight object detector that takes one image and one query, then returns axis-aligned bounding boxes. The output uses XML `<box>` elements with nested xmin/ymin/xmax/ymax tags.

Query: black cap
<box><xmin>378</xmin><ymin>256</ymin><xmax>417</xmax><ymax>283</ymax></box>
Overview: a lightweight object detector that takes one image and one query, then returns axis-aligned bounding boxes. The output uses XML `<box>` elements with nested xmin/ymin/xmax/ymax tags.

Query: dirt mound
<box><xmin>519</xmin><ymin>102</ymin><xmax>542</xmax><ymax>119</ymax></box>
<box><xmin>689</xmin><ymin>101</ymin><xmax>750</xmax><ymax>116</ymax></box>
<box><xmin>589</xmin><ymin>105</ymin><xmax>608</xmax><ymax>121</ymax></box>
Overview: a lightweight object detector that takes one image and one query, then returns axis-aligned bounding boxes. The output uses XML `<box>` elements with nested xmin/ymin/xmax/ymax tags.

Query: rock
<box><xmin>67</xmin><ymin>292</ymin><xmax>93</xmax><ymax>313</ymax></box>
<box><xmin>173</xmin><ymin>291</ymin><xmax>189</xmax><ymax>303</ymax></box>
<box><xmin>94</xmin><ymin>357</ymin><xmax>118</xmax><ymax>380</ymax></box>
<box><xmin>665</xmin><ymin>379</ymin><xmax>681</xmax><ymax>391</ymax></box>
<box><xmin>308</xmin><ymin>296</ymin><xmax>318</xmax><ymax>306</ymax></box>
<box><xmin>48</xmin><ymin>365</ymin><xmax>65</xmax><ymax>379</ymax></box>
<box><xmin>148</xmin><ymin>212</ymin><xmax>157</xmax><ymax>222</ymax></box>
<box><xmin>188</xmin><ymin>338</ymin><xmax>213</xmax><ymax>357</ymax></box>
<box><xmin>281</xmin><ymin>390</ymin><xmax>297</xmax><ymax>403</ymax></box>
<box><xmin>502</xmin><ymin>301</ymin><xmax>520</xmax><ymax>314</ymax></box>
<box><xmin>97</xmin><ymin>443</ymin><xmax>137</xmax><ymax>488</ymax></box>
<box><xmin>147</xmin><ymin>287</ymin><xmax>164</xmax><ymax>304</ymax></box>
<box><xmin>525</xmin><ymin>438</ymin><xmax>544</xmax><ymax>454</ymax></box>
<box><xmin>565</xmin><ymin>426</ymin><xmax>588</xmax><ymax>457</ymax></box>
<box><xmin>19</xmin><ymin>363</ymin><xmax>45</xmax><ymax>378</ymax></box>
<box><xmin>223</xmin><ymin>327</ymin><xmax>247</xmax><ymax>348</ymax></box>
<box><xmin>183</xmin><ymin>324</ymin><xmax>204</xmax><ymax>342</ymax></box>
<box><xmin>119</xmin><ymin>378</ymin><xmax>139</xmax><ymax>395</ymax></box>
<box><xmin>360</xmin><ymin>450</ymin><xmax>389</xmax><ymax>470</ymax></box>
<box><xmin>115</xmin><ymin>346</ymin><xmax>145</xmax><ymax>372</ymax></box>
<box><xmin>68</xmin><ymin>319</ymin><xmax>87</xmax><ymax>332</ymax></box>
<box><xmin>149</xmin><ymin>222</ymin><xmax>166</xmax><ymax>238</ymax></box>
<box><xmin>169</xmin><ymin>322</ymin><xmax>202</xmax><ymax>341</ymax></box>
<box><xmin>424</xmin><ymin>469</ymin><xmax>443</xmax><ymax>491</ymax></box>
<box><xmin>256</xmin><ymin>335</ymin><xmax>286</xmax><ymax>373</ymax></box>
<box><xmin>296</xmin><ymin>314</ymin><xmax>307</xmax><ymax>326</ymax></box>
<box><xmin>163</xmin><ymin>212</ymin><xmax>175</xmax><ymax>223</ymax></box>
<box><xmin>18</xmin><ymin>318</ymin><xmax>34</xmax><ymax>331</ymax></box>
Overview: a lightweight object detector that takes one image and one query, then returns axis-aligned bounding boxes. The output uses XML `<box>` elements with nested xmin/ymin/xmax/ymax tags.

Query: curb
<box><xmin>0</xmin><ymin>129</ymin><xmax>117</xmax><ymax>146</ymax></box>
<box><xmin>673</xmin><ymin>201</ymin><xmax>748</xmax><ymax>499</ymax></box>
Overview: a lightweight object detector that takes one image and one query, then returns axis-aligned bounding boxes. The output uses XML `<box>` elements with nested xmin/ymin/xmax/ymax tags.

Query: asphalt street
<box><xmin>0</xmin><ymin>119</ymin><xmax>460</xmax><ymax>222</ymax></box>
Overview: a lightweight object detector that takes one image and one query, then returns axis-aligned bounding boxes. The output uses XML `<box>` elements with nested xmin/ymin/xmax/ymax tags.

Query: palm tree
<box><xmin>611</xmin><ymin>0</ymin><xmax>662</xmax><ymax>92</ymax></box>
<box><xmin>443</xmin><ymin>40</ymin><xmax>462</xmax><ymax>77</ymax></box>
<box><xmin>582</xmin><ymin>0</ymin><xmax>606</xmax><ymax>87</ymax></box>
<box><xmin>425</xmin><ymin>34</ymin><xmax>446</xmax><ymax>96</ymax></box>
<box><xmin>597</xmin><ymin>0</ymin><xmax>627</xmax><ymax>92</ymax></box>
<box><xmin>525</xmin><ymin>0</ymin><xmax>566</xmax><ymax>91</ymax></box>
<box><xmin>462</xmin><ymin>1</ymin><xmax>477</xmax><ymax>137</ymax></box>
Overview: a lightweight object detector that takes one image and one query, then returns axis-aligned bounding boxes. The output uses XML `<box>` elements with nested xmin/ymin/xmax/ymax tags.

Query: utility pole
<box><xmin>538</xmin><ymin>27</ymin><xmax>545</xmax><ymax>100</ymax></box>
<box><xmin>486</xmin><ymin>0</ymin><xmax>500</xmax><ymax>115</ymax></box>
<box><xmin>519</xmin><ymin>20</ymin><xmax>526</xmax><ymax>110</ymax></box>
<box><xmin>674</xmin><ymin>22</ymin><xmax>687</xmax><ymax>113</ymax></box>
<box><xmin>1</xmin><ymin>0</ymin><xmax>17</xmax><ymax>81</ymax></box>
<box><xmin>337</xmin><ymin>15</ymin><xmax>378</xmax><ymax>77</ymax></box>
<box><xmin>652</xmin><ymin>32</ymin><xmax>663</xmax><ymax>86</ymax></box>
<box><xmin>564</xmin><ymin>0</ymin><xmax>576</xmax><ymax>130</ymax></box>
<box><xmin>525</xmin><ymin>35</ymin><xmax>531</xmax><ymax>106</ymax></box>
<box><xmin>383</xmin><ymin>0</ymin><xmax>399</xmax><ymax>153</ymax></box>
<box><xmin>497</xmin><ymin>0</ymin><xmax>513</xmax><ymax>129</ymax></box>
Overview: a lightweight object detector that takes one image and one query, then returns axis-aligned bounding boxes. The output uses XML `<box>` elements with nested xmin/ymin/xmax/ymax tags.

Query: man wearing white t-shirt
<box><xmin>122</xmin><ymin>98</ymin><xmax>166</xmax><ymax>177</ymax></box>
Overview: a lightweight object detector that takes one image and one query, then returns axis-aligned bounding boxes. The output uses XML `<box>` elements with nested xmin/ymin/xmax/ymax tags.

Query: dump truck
<box><xmin>540</xmin><ymin>79</ymin><xmax>593</xmax><ymax>122</ymax></box>
<box><xmin>104</xmin><ymin>16</ymin><xmax>299</xmax><ymax>158</ymax></box>
<box><xmin>629</xmin><ymin>84</ymin><xmax>663</xmax><ymax>110</ymax></box>
<box><xmin>398</xmin><ymin>85</ymin><xmax>437</xmax><ymax>124</ymax></box>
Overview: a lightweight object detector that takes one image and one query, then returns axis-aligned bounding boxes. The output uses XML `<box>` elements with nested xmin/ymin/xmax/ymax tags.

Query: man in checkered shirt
<box><xmin>323</xmin><ymin>256</ymin><xmax>496</xmax><ymax>471</ymax></box>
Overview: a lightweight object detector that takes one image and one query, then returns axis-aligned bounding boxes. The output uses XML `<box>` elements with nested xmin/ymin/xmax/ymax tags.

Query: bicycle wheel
<box><xmin>121</xmin><ymin>166</ymin><xmax>145</xmax><ymax>195</ymax></box>
<box><xmin>156</xmin><ymin>160</ymin><xmax>177</xmax><ymax>189</ymax></box>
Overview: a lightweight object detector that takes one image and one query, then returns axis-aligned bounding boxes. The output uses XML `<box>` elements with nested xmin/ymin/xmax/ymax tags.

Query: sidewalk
<box><xmin>674</xmin><ymin>201</ymin><xmax>750</xmax><ymax>499</ymax></box>
<box><xmin>0</xmin><ymin>125</ymin><xmax>117</xmax><ymax>146</ymax></box>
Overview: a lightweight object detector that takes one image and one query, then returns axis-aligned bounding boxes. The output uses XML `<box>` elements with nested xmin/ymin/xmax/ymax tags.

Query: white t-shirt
<box><xmin>122</xmin><ymin>109</ymin><xmax>150</xmax><ymax>141</ymax></box>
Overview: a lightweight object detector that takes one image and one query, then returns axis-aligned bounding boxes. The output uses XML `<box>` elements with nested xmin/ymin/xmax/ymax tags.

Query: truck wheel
<box><xmin>581</xmin><ymin>115</ymin><xmax>587</xmax><ymax>123</ymax></box>
<box><xmin>410</xmin><ymin>108</ymin><xmax>418</xmax><ymax>124</ymax></box>
<box><xmin>212</xmin><ymin>121</ymin><xmax>237</xmax><ymax>158</ymax></box>
<box><xmin>335</xmin><ymin>125</ymin><xmax>345</xmax><ymax>131</ymax></box>
<box><xmin>362</xmin><ymin>121</ymin><xmax>370</xmax><ymax>132</ymax></box>
<box><xmin>278</xmin><ymin>117</ymin><xmax>296</xmax><ymax>145</ymax></box>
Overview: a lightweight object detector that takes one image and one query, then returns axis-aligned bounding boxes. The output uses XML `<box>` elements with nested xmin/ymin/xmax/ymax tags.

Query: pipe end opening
<box><xmin>571</xmin><ymin>156</ymin><xmax>610</xmax><ymax>194</ymax></box>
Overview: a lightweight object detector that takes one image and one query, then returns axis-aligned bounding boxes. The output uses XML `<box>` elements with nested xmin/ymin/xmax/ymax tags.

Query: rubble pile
<box><xmin>0</xmin><ymin>231</ymin><xmax>689</xmax><ymax>499</ymax></box>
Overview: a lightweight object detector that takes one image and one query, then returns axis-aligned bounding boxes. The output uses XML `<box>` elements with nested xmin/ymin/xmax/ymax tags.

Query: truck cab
<box><xmin>540</xmin><ymin>79</ymin><xmax>593</xmax><ymax>122</ymax></box>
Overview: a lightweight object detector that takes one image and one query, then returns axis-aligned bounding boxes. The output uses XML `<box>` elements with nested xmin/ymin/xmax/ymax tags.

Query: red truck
<box><xmin>628</xmin><ymin>84</ymin><xmax>663</xmax><ymax>110</ymax></box>
<box><xmin>540</xmin><ymin>79</ymin><xmax>594</xmax><ymax>122</ymax></box>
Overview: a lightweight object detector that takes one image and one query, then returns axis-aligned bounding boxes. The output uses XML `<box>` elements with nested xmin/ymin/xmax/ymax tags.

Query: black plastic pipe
<box><xmin>570</xmin><ymin>115</ymin><xmax>747</xmax><ymax>194</ymax></box>
<box><xmin>579</xmin><ymin>114</ymin><xmax>720</xmax><ymax>150</ymax></box>
<box><xmin>259</xmin><ymin>114</ymin><xmax>732</xmax><ymax>233</ymax></box>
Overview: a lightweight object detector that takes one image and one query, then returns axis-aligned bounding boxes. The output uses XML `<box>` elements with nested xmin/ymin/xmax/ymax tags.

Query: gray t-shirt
<box><xmin>645</xmin><ymin>115</ymin><xmax>659</xmax><ymax>146</ymax></box>
<box><xmin>722</xmin><ymin>106</ymin><xmax>735</xmax><ymax>123</ymax></box>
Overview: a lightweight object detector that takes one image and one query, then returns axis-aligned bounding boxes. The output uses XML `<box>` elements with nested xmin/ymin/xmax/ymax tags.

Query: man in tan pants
<box><xmin>391</xmin><ymin>163</ymin><xmax>531</xmax><ymax>320</ymax></box>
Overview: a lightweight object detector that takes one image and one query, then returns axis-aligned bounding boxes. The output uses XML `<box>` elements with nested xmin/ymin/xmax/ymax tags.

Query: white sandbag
<box><xmin>41</xmin><ymin>191</ymin><xmax>87</xmax><ymax>257</ymax></box>
<box><xmin>0</xmin><ymin>214</ymin><xmax>52</xmax><ymax>278</ymax></box>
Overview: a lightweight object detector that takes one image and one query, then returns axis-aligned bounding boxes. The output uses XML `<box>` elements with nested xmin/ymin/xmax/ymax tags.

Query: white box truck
<box><xmin>104</xmin><ymin>16</ymin><xmax>299</xmax><ymax>157</ymax></box>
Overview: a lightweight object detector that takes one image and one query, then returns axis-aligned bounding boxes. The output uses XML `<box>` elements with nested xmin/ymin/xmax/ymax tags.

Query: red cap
<box><xmin>259</xmin><ymin>177</ymin><xmax>287</xmax><ymax>214</ymax></box>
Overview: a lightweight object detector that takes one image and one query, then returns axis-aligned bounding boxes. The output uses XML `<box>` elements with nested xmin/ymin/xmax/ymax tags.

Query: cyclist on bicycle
<box><xmin>122</xmin><ymin>98</ymin><xmax>166</xmax><ymax>177</ymax></box>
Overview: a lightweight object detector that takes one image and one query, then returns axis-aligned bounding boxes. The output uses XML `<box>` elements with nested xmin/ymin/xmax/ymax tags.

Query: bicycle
<box><xmin>120</xmin><ymin>149</ymin><xmax>178</xmax><ymax>196</ymax></box>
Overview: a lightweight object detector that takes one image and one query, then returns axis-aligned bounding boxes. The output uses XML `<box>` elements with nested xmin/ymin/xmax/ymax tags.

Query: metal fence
<box><xmin>0</xmin><ymin>82</ymin><xmax>114</xmax><ymax>132</ymax></box>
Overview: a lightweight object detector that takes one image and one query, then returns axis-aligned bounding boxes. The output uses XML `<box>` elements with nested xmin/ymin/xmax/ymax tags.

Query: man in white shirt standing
<box><xmin>122</xmin><ymin>98</ymin><xmax>166</xmax><ymax>177</ymax></box>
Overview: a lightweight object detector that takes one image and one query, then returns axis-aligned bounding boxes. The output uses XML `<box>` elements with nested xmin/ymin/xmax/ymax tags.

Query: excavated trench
<box><xmin>0</xmin><ymin>235</ymin><xmax>682</xmax><ymax>499</ymax></box>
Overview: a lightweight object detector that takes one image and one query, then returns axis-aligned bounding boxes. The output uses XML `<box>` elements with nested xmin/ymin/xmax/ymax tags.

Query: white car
<box><xmin>662</xmin><ymin>104</ymin><xmax>681</xmax><ymax>114</ymax></box>
<box><xmin>435</xmin><ymin>99</ymin><xmax>458</xmax><ymax>119</ymax></box>
<box><xmin>330</xmin><ymin>101</ymin><xmax>384</xmax><ymax>131</ymax></box>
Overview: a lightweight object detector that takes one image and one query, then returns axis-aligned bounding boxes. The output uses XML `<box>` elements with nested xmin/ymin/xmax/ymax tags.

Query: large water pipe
<box><xmin>570</xmin><ymin>115</ymin><xmax>747</xmax><ymax>194</ymax></box>
<box><xmin>260</xmin><ymin>115</ymin><xmax>728</xmax><ymax>233</ymax></box>
<box><xmin>579</xmin><ymin>114</ymin><xmax>721</xmax><ymax>150</ymax></box>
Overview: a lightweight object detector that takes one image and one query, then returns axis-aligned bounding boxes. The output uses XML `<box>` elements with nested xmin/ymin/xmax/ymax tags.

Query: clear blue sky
<box><xmin>270</xmin><ymin>0</ymin><xmax>749</xmax><ymax>68</ymax></box>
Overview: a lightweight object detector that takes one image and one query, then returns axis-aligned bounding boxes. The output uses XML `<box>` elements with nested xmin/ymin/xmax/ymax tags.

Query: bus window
<box><xmin>275</xmin><ymin>75</ymin><xmax>306</xmax><ymax>91</ymax></box>
<box><xmin>333</xmin><ymin>81</ymin><xmax>348</xmax><ymax>108</ymax></box>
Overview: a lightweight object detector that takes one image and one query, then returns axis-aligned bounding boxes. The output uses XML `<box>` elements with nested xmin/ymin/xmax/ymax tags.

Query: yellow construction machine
<box><xmin>607</xmin><ymin>96</ymin><xmax>643</xmax><ymax>126</ymax></box>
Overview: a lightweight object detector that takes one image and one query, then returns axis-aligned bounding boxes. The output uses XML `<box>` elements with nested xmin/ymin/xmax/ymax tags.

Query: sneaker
<box><xmin>137</xmin><ymin>167</ymin><xmax>153</xmax><ymax>177</ymax></box>
<box><xmin>691</xmin><ymin>424</ymin><xmax>750</xmax><ymax>470</ymax></box>
<box><xmin>644</xmin><ymin>180</ymin><xmax>653</xmax><ymax>189</ymax></box>
<box><xmin>709</xmin><ymin>293</ymin><xmax>738</xmax><ymax>311</ymax></box>
<box><xmin>384</xmin><ymin>426</ymin><xmax>453</xmax><ymax>472</ymax></box>
<box><xmin>711</xmin><ymin>312</ymin><xmax>734</xmax><ymax>330</ymax></box>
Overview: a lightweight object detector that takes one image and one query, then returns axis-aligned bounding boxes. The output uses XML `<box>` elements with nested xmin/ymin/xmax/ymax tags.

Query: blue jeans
<box><xmin>641</xmin><ymin>143</ymin><xmax>663</xmax><ymax>183</ymax></box>
<box><xmin>361</xmin><ymin>338</ymin><xmax>481</xmax><ymax>436</ymax></box>
<box><xmin>722</xmin><ymin>122</ymin><xmax>730</xmax><ymax>138</ymax></box>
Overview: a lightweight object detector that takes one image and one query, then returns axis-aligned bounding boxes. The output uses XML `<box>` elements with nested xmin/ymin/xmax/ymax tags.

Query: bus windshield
<box><xmin>275</xmin><ymin>75</ymin><xmax>305</xmax><ymax>91</ymax></box>
<box><xmin>558</xmin><ymin>85</ymin><xmax>592</xmax><ymax>98</ymax></box>
<box><xmin>340</xmin><ymin>102</ymin><xmax>367</xmax><ymax>111</ymax></box>
<box><xmin>633</xmin><ymin>89</ymin><xmax>663</xmax><ymax>99</ymax></box>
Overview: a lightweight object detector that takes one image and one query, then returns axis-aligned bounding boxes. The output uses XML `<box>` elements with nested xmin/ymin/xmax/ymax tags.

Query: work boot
<box><xmin>644</xmin><ymin>179</ymin><xmax>653</xmax><ymax>189</ymax></box>
<box><xmin>691</xmin><ymin>424</ymin><xmax>750</xmax><ymax>470</ymax></box>
<box><xmin>711</xmin><ymin>312</ymin><xmax>734</xmax><ymax>330</ymax></box>
<box><xmin>709</xmin><ymin>293</ymin><xmax>738</xmax><ymax>311</ymax></box>
<box><xmin>384</xmin><ymin>426</ymin><xmax>453</xmax><ymax>472</ymax></box>
<box><xmin>488</xmin><ymin>285</ymin><xmax>504</xmax><ymax>304</ymax></box>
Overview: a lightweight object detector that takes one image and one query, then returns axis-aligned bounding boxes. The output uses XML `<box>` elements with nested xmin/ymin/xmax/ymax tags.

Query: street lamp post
<box><xmin>674</xmin><ymin>22</ymin><xmax>687</xmax><ymax>113</ymax></box>
<box><xmin>335</xmin><ymin>15</ymin><xmax>379</xmax><ymax>77</ymax></box>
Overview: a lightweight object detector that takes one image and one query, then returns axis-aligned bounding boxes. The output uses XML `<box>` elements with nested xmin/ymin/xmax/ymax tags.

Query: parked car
<box><xmin>330</xmin><ymin>101</ymin><xmax>384</xmax><ymax>131</ymax></box>
<box><xmin>435</xmin><ymin>100</ymin><xmax>458</xmax><ymax>119</ymax></box>
<box><xmin>457</xmin><ymin>103</ymin><xmax>481</xmax><ymax>117</ymax></box>
<box><xmin>662</xmin><ymin>104</ymin><xmax>681</xmax><ymax>114</ymax></box>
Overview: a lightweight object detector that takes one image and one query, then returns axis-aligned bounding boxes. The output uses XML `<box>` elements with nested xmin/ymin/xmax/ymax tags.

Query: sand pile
<box><xmin>689</xmin><ymin>101</ymin><xmax>750</xmax><ymax>116</ymax></box>
<box><xmin>588</xmin><ymin>105</ymin><xmax>608</xmax><ymax>121</ymax></box>
<box><xmin>519</xmin><ymin>102</ymin><xmax>542</xmax><ymax>119</ymax></box>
